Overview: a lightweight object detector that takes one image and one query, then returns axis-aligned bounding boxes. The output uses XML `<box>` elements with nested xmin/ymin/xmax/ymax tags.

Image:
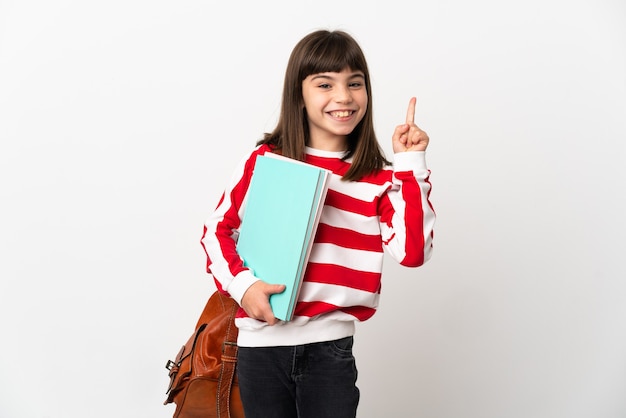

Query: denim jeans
<box><xmin>236</xmin><ymin>336</ymin><xmax>360</xmax><ymax>418</ymax></box>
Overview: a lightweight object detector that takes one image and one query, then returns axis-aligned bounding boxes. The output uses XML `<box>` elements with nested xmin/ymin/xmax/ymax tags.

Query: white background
<box><xmin>1</xmin><ymin>1</ymin><xmax>625</xmax><ymax>417</ymax></box>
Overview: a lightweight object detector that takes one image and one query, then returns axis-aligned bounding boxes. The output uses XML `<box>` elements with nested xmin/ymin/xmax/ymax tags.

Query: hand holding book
<box><xmin>240</xmin><ymin>281</ymin><xmax>285</xmax><ymax>325</ymax></box>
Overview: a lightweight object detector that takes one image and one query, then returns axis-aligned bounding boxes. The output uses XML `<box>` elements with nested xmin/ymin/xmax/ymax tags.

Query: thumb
<box><xmin>266</xmin><ymin>284</ymin><xmax>286</xmax><ymax>295</ymax></box>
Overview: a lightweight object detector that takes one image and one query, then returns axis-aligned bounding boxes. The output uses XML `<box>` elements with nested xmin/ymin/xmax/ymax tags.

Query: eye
<box><xmin>318</xmin><ymin>83</ymin><xmax>332</xmax><ymax>89</ymax></box>
<box><xmin>349</xmin><ymin>82</ymin><xmax>363</xmax><ymax>88</ymax></box>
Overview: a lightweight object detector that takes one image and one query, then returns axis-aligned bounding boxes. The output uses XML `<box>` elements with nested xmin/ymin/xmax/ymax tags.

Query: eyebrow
<box><xmin>310</xmin><ymin>72</ymin><xmax>365</xmax><ymax>81</ymax></box>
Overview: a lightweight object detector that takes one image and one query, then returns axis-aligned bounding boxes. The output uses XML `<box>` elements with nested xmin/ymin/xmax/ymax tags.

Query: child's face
<box><xmin>301</xmin><ymin>68</ymin><xmax>367</xmax><ymax>151</ymax></box>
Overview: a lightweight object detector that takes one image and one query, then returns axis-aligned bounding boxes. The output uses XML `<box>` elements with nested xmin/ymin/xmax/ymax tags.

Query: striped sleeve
<box><xmin>200</xmin><ymin>147</ymin><xmax>262</xmax><ymax>304</ymax></box>
<box><xmin>379</xmin><ymin>151</ymin><xmax>435</xmax><ymax>267</ymax></box>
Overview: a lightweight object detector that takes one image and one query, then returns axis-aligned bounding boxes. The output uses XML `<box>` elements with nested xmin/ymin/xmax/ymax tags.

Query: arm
<box><xmin>379</xmin><ymin>97</ymin><xmax>435</xmax><ymax>266</ymax></box>
<box><xmin>200</xmin><ymin>151</ymin><xmax>258</xmax><ymax>302</ymax></box>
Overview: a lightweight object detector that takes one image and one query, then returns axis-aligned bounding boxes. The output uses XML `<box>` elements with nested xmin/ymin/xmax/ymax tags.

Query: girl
<box><xmin>201</xmin><ymin>29</ymin><xmax>435</xmax><ymax>418</ymax></box>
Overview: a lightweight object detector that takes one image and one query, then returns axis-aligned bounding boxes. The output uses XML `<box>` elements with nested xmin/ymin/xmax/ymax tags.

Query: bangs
<box><xmin>299</xmin><ymin>32</ymin><xmax>368</xmax><ymax>79</ymax></box>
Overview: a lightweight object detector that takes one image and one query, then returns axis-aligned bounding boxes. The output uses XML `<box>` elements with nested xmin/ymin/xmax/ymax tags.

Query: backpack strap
<box><xmin>216</xmin><ymin>293</ymin><xmax>239</xmax><ymax>418</ymax></box>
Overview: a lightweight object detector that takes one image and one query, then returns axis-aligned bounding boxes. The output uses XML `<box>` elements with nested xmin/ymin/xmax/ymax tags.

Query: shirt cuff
<box><xmin>227</xmin><ymin>270</ymin><xmax>260</xmax><ymax>305</ymax></box>
<box><xmin>393</xmin><ymin>151</ymin><xmax>427</xmax><ymax>172</ymax></box>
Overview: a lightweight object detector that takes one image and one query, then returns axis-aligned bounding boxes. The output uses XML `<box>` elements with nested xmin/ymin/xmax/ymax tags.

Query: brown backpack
<box><xmin>164</xmin><ymin>291</ymin><xmax>245</xmax><ymax>418</ymax></box>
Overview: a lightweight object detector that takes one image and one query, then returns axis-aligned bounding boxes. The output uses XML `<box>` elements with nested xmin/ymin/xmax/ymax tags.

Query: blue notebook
<box><xmin>236</xmin><ymin>153</ymin><xmax>330</xmax><ymax>321</ymax></box>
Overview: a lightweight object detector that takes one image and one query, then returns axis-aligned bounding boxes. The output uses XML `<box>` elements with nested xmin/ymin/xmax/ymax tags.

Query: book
<box><xmin>236</xmin><ymin>153</ymin><xmax>330</xmax><ymax>321</ymax></box>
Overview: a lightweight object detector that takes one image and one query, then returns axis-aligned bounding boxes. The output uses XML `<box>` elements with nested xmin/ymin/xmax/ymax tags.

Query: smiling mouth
<box><xmin>329</xmin><ymin>110</ymin><xmax>353</xmax><ymax>118</ymax></box>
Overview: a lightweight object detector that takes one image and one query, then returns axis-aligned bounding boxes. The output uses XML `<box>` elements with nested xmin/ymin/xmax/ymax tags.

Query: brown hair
<box><xmin>257</xmin><ymin>30</ymin><xmax>389</xmax><ymax>181</ymax></box>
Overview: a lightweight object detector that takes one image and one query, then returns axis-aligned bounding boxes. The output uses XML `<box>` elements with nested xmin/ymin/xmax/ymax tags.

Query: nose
<box><xmin>334</xmin><ymin>85</ymin><xmax>353</xmax><ymax>104</ymax></box>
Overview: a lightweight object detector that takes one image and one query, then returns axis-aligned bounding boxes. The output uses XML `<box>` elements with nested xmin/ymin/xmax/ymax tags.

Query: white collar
<box><xmin>305</xmin><ymin>146</ymin><xmax>349</xmax><ymax>159</ymax></box>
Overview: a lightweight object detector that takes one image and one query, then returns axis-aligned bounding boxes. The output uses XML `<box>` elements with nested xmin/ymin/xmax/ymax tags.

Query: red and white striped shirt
<box><xmin>201</xmin><ymin>144</ymin><xmax>435</xmax><ymax>347</ymax></box>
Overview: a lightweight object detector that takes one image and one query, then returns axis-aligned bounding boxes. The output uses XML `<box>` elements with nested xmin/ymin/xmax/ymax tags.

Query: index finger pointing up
<box><xmin>406</xmin><ymin>97</ymin><xmax>416</xmax><ymax>125</ymax></box>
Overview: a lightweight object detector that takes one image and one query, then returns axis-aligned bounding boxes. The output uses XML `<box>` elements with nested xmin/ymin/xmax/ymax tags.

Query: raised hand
<box><xmin>392</xmin><ymin>97</ymin><xmax>429</xmax><ymax>153</ymax></box>
<box><xmin>240</xmin><ymin>281</ymin><xmax>286</xmax><ymax>325</ymax></box>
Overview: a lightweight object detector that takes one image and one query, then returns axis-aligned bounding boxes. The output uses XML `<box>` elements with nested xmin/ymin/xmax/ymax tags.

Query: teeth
<box><xmin>331</xmin><ymin>111</ymin><xmax>351</xmax><ymax>118</ymax></box>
